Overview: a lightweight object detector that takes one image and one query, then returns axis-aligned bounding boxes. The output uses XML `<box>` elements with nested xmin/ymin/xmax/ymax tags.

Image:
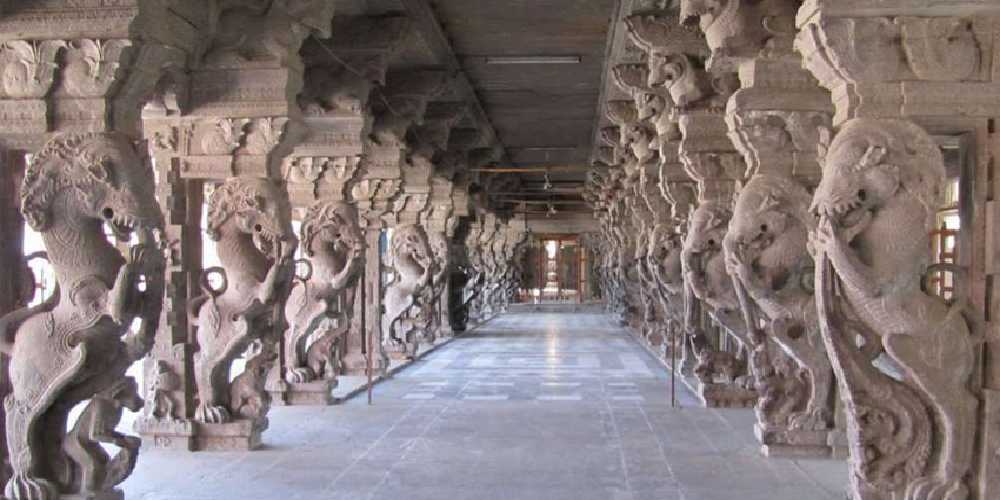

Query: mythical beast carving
<box><xmin>192</xmin><ymin>178</ymin><xmax>296</xmax><ymax>425</ymax></box>
<box><xmin>682</xmin><ymin>200</ymin><xmax>752</xmax><ymax>352</ymax></box>
<box><xmin>725</xmin><ymin>174</ymin><xmax>835</xmax><ymax>437</ymax></box>
<box><xmin>682</xmin><ymin>199</ymin><xmax>757</xmax><ymax>405</ymax></box>
<box><xmin>812</xmin><ymin>119</ymin><xmax>978</xmax><ymax>500</ymax></box>
<box><xmin>383</xmin><ymin>224</ymin><xmax>434</xmax><ymax>359</ymax></box>
<box><xmin>2</xmin><ymin>133</ymin><xmax>164</xmax><ymax>500</ymax></box>
<box><xmin>422</xmin><ymin>230</ymin><xmax>451</xmax><ymax>337</ymax></box>
<box><xmin>284</xmin><ymin>201</ymin><xmax>364</xmax><ymax>384</ymax></box>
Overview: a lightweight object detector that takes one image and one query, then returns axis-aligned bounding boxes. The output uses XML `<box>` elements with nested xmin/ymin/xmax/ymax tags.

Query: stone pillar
<box><xmin>627</xmin><ymin>9</ymin><xmax>756</xmax><ymax>408</ymax></box>
<box><xmin>137</xmin><ymin>2</ymin><xmax>334</xmax><ymax>451</ymax></box>
<box><xmin>267</xmin><ymin>18</ymin><xmax>407</xmax><ymax>405</ymax></box>
<box><xmin>459</xmin><ymin>215</ymin><xmax>484</xmax><ymax>326</ymax></box>
<box><xmin>795</xmin><ymin>2</ymin><xmax>1000</xmax><ymax>497</ymax></box>
<box><xmin>422</xmin><ymin>166</ymin><xmax>459</xmax><ymax>339</ymax></box>
<box><xmin>0</xmin><ymin>3</ymin><xmax>198</xmax><ymax>497</ymax></box>
<box><xmin>680</xmin><ymin>0</ymin><xmax>843</xmax><ymax>458</ymax></box>
<box><xmin>340</xmin><ymin>69</ymin><xmax>447</xmax><ymax>371</ymax></box>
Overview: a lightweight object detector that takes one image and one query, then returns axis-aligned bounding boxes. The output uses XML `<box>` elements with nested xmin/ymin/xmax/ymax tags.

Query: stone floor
<box><xmin>124</xmin><ymin>313</ymin><xmax>847</xmax><ymax>500</ymax></box>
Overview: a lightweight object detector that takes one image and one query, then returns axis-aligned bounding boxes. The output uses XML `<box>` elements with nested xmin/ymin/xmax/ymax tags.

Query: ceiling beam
<box><xmin>400</xmin><ymin>0</ymin><xmax>510</xmax><ymax>164</ymax></box>
<box><xmin>472</xmin><ymin>165</ymin><xmax>595</xmax><ymax>174</ymax></box>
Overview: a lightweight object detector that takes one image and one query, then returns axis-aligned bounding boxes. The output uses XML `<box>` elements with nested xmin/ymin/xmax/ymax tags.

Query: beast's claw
<box><xmin>5</xmin><ymin>473</ymin><xmax>58</xmax><ymax>500</ymax></box>
<box><xmin>285</xmin><ymin>367</ymin><xmax>315</xmax><ymax>384</ymax></box>
<box><xmin>195</xmin><ymin>404</ymin><xmax>231</xmax><ymax>424</ymax></box>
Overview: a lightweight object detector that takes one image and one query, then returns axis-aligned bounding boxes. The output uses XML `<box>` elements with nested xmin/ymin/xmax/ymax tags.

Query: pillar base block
<box><xmin>698</xmin><ymin>381</ymin><xmax>757</xmax><ymax>408</ymax></box>
<box><xmin>269</xmin><ymin>379</ymin><xmax>336</xmax><ymax>406</ymax></box>
<box><xmin>754</xmin><ymin>423</ymin><xmax>834</xmax><ymax>459</ymax></box>
<box><xmin>192</xmin><ymin>419</ymin><xmax>266</xmax><ymax>452</ymax></box>
<box><xmin>62</xmin><ymin>489</ymin><xmax>124</xmax><ymax>500</ymax></box>
<box><xmin>135</xmin><ymin>417</ymin><xmax>196</xmax><ymax>451</ymax></box>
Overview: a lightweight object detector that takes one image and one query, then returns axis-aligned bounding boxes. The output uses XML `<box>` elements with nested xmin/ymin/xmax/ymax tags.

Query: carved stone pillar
<box><xmin>383</xmin><ymin>152</ymin><xmax>433</xmax><ymax>359</ymax></box>
<box><xmin>267</xmin><ymin>20</ymin><xmax>404</xmax><ymax>405</ymax></box>
<box><xmin>421</xmin><ymin>165</ymin><xmax>459</xmax><ymax>339</ymax></box>
<box><xmin>613</xmin><ymin>62</ymin><xmax>673</xmax><ymax>350</ymax></box>
<box><xmin>606</xmin><ymin>100</ymin><xmax>647</xmax><ymax>329</ymax></box>
<box><xmin>657</xmin><ymin>163</ymin><xmax>698</xmax><ymax>375</ymax></box>
<box><xmin>340</xmin><ymin>69</ymin><xmax>447</xmax><ymax>370</ymax></box>
<box><xmin>0</xmin><ymin>3</ymin><xmax>200</xmax><ymax>497</ymax></box>
<box><xmin>136</xmin><ymin>1</ymin><xmax>333</xmax><ymax>451</ymax></box>
<box><xmin>627</xmin><ymin>9</ymin><xmax>755</xmax><ymax>408</ymax></box>
<box><xmin>680</xmin><ymin>0</ymin><xmax>843</xmax><ymax>458</ymax></box>
<box><xmin>499</xmin><ymin>217</ymin><xmax>529</xmax><ymax>311</ymax></box>
<box><xmin>460</xmin><ymin>217</ymin><xmax>486</xmax><ymax>326</ymax></box>
<box><xmin>796</xmin><ymin>3</ymin><xmax>1000</xmax><ymax>498</ymax></box>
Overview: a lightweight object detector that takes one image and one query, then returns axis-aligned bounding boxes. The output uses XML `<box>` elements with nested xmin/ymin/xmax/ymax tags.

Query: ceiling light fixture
<box><xmin>485</xmin><ymin>56</ymin><xmax>582</xmax><ymax>65</ymax></box>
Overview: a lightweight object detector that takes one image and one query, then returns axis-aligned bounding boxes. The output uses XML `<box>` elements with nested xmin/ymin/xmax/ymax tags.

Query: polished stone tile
<box><xmin>124</xmin><ymin>312</ymin><xmax>847</xmax><ymax>500</ymax></box>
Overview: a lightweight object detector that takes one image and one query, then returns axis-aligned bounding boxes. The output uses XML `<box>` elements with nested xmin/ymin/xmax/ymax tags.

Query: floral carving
<box><xmin>0</xmin><ymin>40</ymin><xmax>64</xmax><ymax>99</ymax></box>
<box><xmin>61</xmin><ymin>39</ymin><xmax>132</xmax><ymax>97</ymax></box>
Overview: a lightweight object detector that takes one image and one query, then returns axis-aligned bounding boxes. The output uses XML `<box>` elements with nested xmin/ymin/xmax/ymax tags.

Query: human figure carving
<box><xmin>191</xmin><ymin>178</ymin><xmax>296</xmax><ymax>425</ymax></box>
<box><xmin>283</xmin><ymin>201</ymin><xmax>364</xmax><ymax>384</ymax></box>
<box><xmin>812</xmin><ymin>119</ymin><xmax>977</xmax><ymax>500</ymax></box>
<box><xmin>383</xmin><ymin>224</ymin><xmax>434</xmax><ymax>358</ymax></box>
<box><xmin>62</xmin><ymin>378</ymin><xmax>144</xmax><ymax>494</ymax></box>
<box><xmin>2</xmin><ymin>133</ymin><xmax>164</xmax><ymax>500</ymax></box>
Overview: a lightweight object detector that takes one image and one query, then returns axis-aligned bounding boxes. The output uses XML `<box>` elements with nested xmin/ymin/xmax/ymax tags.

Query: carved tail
<box><xmin>815</xmin><ymin>252</ymin><xmax>932</xmax><ymax>495</ymax></box>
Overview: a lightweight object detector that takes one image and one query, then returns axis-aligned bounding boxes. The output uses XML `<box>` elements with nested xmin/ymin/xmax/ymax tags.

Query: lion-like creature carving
<box><xmin>3</xmin><ymin>133</ymin><xmax>164</xmax><ymax>500</ymax></box>
<box><xmin>192</xmin><ymin>178</ymin><xmax>296</xmax><ymax>425</ymax></box>
<box><xmin>682</xmin><ymin>199</ymin><xmax>755</xmax><ymax>389</ymax></box>
<box><xmin>283</xmin><ymin>201</ymin><xmax>364</xmax><ymax>384</ymax></box>
<box><xmin>383</xmin><ymin>224</ymin><xmax>434</xmax><ymax>359</ymax></box>
<box><xmin>421</xmin><ymin>230</ymin><xmax>451</xmax><ymax>337</ymax></box>
<box><xmin>725</xmin><ymin>174</ymin><xmax>834</xmax><ymax>432</ymax></box>
<box><xmin>812</xmin><ymin>119</ymin><xmax>977</xmax><ymax>500</ymax></box>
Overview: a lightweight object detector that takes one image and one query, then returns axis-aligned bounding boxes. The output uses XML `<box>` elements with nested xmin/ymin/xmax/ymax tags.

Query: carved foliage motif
<box><xmin>0</xmin><ymin>40</ymin><xmax>63</xmax><ymax>98</ymax></box>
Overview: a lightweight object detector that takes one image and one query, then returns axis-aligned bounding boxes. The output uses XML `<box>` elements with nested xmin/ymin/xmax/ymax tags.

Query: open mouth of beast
<box><xmin>103</xmin><ymin>207</ymin><xmax>143</xmax><ymax>242</ymax></box>
<box><xmin>818</xmin><ymin>195</ymin><xmax>873</xmax><ymax>242</ymax></box>
<box><xmin>252</xmin><ymin>225</ymin><xmax>279</xmax><ymax>256</ymax></box>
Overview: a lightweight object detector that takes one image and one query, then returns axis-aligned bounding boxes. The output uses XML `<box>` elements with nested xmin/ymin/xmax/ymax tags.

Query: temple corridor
<box><xmin>123</xmin><ymin>313</ymin><xmax>845</xmax><ymax>500</ymax></box>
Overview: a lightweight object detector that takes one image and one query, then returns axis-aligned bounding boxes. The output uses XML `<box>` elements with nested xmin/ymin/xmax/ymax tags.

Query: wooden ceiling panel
<box><xmin>430</xmin><ymin>0</ymin><xmax>616</xmax><ymax>178</ymax></box>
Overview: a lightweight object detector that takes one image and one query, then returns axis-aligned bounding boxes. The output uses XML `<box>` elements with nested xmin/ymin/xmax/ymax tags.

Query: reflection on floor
<box><xmin>124</xmin><ymin>313</ymin><xmax>847</xmax><ymax>500</ymax></box>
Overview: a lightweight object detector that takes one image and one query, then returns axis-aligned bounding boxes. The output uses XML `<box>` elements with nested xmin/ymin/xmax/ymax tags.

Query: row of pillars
<box><xmin>584</xmin><ymin>2</ymin><xmax>1000</xmax><ymax>499</ymax></box>
<box><xmin>0</xmin><ymin>3</ymin><xmax>529</xmax><ymax>500</ymax></box>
